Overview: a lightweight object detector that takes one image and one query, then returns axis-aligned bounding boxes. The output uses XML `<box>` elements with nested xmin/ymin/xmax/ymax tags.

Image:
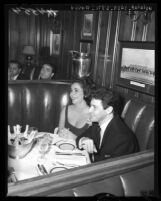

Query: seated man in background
<box><xmin>76</xmin><ymin>87</ymin><xmax>139</xmax><ymax>162</ymax></box>
<box><xmin>32</xmin><ymin>63</ymin><xmax>55</xmax><ymax>80</ymax></box>
<box><xmin>8</xmin><ymin>60</ymin><xmax>27</xmax><ymax>80</ymax></box>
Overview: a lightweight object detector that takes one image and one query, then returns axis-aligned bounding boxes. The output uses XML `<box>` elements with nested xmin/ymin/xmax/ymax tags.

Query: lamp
<box><xmin>22</xmin><ymin>45</ymin><xmax>35</xmax><ymax>67</ymax></box>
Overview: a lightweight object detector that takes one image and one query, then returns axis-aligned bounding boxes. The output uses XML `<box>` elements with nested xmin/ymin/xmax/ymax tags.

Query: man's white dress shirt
<box><xmin>79</xmin><ymin>114</ymin><xmax>114</xmax><ymax>150</ymax></box>
<box><xmin>98</xmin><ymin>114</ymin><xmax>113</xmax><ymax>148</ymax></box>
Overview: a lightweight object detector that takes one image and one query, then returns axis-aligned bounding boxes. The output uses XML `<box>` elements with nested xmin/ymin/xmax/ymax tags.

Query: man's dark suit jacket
<box><xmin>16</xmin><ymin>72</ymin><xmax>29</xmax><ymax>80</ymax></box>
<box><xmin>76</xmin><ymin>114</ymin><xmax>139</xmax><ymax>162</ymax></box>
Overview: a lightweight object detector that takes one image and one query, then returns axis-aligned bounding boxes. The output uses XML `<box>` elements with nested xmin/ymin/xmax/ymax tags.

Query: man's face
<box><xmin>89</xmin><ymin>98</ymin><xmax>108</xmax><ymax>123</ymax></box>
<box><xmin>9</xmin><ymin>63</ymin><xmax>20</xmax><ymax>77</ymax></box>
<box><xmin>40</xmin><ymin>64</ymin><xmax>53</xmax><ymax>79</ymax></box>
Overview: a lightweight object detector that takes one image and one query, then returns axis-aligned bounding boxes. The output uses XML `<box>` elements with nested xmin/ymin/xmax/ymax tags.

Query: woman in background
<box><xmin>56</xmin><ymin>79</ymin><xmax>92</xmax><ymax>140</ymax></box>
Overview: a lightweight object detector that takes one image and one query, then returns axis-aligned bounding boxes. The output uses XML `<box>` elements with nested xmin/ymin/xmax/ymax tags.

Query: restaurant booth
<box><xmin>7</xmin><ymin>4</ymin><xmax>156</xmax><ymax>197</ymax></box>
<box><xmin>8</xmin><ymin>80</ymin><xmax>154</xmax><ymax>196</ymax></box>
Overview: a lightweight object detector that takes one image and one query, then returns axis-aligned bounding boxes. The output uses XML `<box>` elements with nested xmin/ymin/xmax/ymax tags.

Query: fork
<box><xmin>52</xmin><ymin>161</ymin><xmax>79</xmax><ymax>168</ymax></box>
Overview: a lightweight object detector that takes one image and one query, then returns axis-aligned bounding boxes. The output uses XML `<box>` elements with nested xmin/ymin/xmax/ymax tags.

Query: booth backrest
<box><xmin>66</xmin><ymin>165</ymin><xmax>154</xmax><ymax>197</ymax></box>
<box><xmin>36</xmin><ymin>164</ymin><xmax>154</xmax><ymax>197</ymax></box>
<box><xmin>8</xmin><ymin>80</ymin><xmax>71</xmax><ymax>133</ymax></box>
<box><xmin>121</xmin><ymin>99</ymin><xmax>154</xmax><ymax>151</ymax></box>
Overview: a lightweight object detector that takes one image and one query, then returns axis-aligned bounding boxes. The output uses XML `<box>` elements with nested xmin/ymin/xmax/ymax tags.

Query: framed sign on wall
<box><xmin>81</xmin><ymin>13</ymin><xmax>94</xmax><ymax>41</ymax></box>
<box><xmin>50</xmin><ymin>31</ymin><xmax>61</xmax><ymax>56</ymax></box>
<box><xmin>116</xmin><ymin>41</ymin><xmax>155</xmax><ymax>95</ymax></box>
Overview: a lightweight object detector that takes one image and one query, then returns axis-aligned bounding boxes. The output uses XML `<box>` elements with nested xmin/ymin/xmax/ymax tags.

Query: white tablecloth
<box><xmin>8</xmin><ymin>133</ymin><xmax>90</xmax><ymax>181</ymax></box>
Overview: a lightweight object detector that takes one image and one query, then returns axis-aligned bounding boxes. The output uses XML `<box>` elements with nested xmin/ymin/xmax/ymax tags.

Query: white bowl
<box><xmin>8</xmin><ymin>138</ymin><xmax>37</xmax><ymax>159</ymax></box>
<box><xmin>8</xmin><ymin>129</ymin><xmax>38</xmax><ymax>159</ymax></box>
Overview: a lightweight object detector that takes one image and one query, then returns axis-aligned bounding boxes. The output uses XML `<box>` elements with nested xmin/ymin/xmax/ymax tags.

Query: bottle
<box><xmin>8</xmin><ymin>167</ymin><xmax>18</xmax><ymax>183</ymax></box>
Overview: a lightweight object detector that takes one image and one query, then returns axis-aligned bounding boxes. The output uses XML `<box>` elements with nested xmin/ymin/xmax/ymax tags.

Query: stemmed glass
<box><xmin>39</xmin><ymin>142</ymin><xmax>50</xmax><ymax>159</ymax></box>
<box><xmin>38</xmin><ymin>137</ymin><xmax>52</xmax><ymax>160</ymax></box>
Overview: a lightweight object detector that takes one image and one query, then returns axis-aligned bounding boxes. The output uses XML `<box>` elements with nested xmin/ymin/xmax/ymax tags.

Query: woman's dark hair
<box><xmin>71</xmin><ymin>78</ymin><xmax>94</xmax><ymax>105</ymax></box>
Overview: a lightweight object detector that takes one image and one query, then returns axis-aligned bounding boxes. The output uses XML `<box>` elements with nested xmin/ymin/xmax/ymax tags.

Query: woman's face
<box><xmin>70</xmin><ymin>82</ymin><xmax>84</xmax><ymax>104</ymax></box>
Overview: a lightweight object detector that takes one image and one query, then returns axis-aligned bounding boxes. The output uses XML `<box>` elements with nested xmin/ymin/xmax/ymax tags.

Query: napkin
<box><xmin>46</xmin><ymin>145</ymin><xmax>88</xmax><ymax>167</ymax></box>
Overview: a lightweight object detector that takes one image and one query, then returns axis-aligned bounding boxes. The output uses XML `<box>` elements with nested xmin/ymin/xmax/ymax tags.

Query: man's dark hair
<box><xmin>91</xmin><ymin>87</ymin><xmax>114</xmax><ymax>109</ymax></box>
<box><xmin>9</xmin><ymin>60</ymin><xmax>22</xmax><ymax>69</ymax></box>
<box><xmin>41</xmin><ymin>63</ymin><xmax>55</xmax><ymax>73</ymax></box>
<box><xmin>91</xmin><ymin>87</ymin><xmax>121</xmax><ymax>113</ymax></box>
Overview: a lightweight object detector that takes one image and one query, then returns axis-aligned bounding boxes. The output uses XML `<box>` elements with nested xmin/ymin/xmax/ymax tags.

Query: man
<box><xmin>8</xmin><ymin>61</ymin><xmax>25</xmax><ymax>80</ymax></box>
<box><xmin>38</xmin><ymin>63</ymin><xmax>55</xmax><ymax>80</ymax></box>
<box><xmin>76</xmin><ymin>88</ymin><xmax>139</xmax><ymax>162</ymax></box>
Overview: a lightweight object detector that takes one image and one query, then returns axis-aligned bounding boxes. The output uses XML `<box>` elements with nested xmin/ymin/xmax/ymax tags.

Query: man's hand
<box><xmin>79</xmin><ymin>137</ymin><xmax>97</xmax><ymax>154</ymax></box>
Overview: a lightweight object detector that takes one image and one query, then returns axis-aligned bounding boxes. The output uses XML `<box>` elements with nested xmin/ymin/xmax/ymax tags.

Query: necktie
<box><xmin>91</xmin><ymin>125</ymin><xmax>101</xmax><ymax>162</ymax></box>
<box><xmin>96</xmin><ymin>124</ymin><xmax>101</xmax><ymax>149</ymax></box>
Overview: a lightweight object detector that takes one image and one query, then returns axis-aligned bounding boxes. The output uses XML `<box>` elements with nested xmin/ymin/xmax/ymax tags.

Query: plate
<box><xmin>50</xmin><ymin>166</ymin><xmax>68</xmax><ymax>173</ymax></box>
<box><xmin>58</xmin><ymin>142</ymin><xmax>75</xmax><ymax>151</ymax></box>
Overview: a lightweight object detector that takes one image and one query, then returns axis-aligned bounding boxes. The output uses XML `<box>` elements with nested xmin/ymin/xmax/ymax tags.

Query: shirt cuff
<box><xmin>78</xmin><ymin>137</ymin><xmax>86</xmax><ymax>149</ymax></box>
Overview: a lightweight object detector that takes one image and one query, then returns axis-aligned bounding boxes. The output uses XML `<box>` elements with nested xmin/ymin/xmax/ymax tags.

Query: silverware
<box><xmin>37</xmin><ymin>164</ymin><xmax>48</xmax><ymax>175</ymax></box>
<box><xmin>55</xmin><ymin>152</ymin><xmax>83</xmax><ymax>156</ymax></box>
<box><xmin>53</xmin><ymin>161</ymin><xmax>79</xmax><ymax>168</ymax></box>
<box><xmin>41</xmin><ymin>164</ymin><xmax>48</xmax><ymax>174</ymax></box>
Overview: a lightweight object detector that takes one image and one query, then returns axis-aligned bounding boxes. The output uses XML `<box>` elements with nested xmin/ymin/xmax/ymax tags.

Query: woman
<box><xmin>56</xmin><ymin>79</ymin><xmax>92</xmax><ymax>140</ymax></box>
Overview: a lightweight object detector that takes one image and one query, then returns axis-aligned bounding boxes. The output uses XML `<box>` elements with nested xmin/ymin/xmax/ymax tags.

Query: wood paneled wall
<box><xmin>8</xmin><ymin>10</ymin><xmax>52</xmax><ymax>66</ymax></box>
<box><xmin>88</xmin><ymin>11</ymin><xmax>155</xmax><ymax>104</ymax></box>
<box><xmin>8</xmin><ymin>10</ymin><xmax>76</xmax><ymax>79</ymax></box>
<box><xmin>114</xmin><ymin>11</ymin><xmax>155</xmax><ymax>104</ymax></box>
<box><xmin>8</xmin><ymin>9</ymin><xmax>155</xmax><ymax>103</ymax></box>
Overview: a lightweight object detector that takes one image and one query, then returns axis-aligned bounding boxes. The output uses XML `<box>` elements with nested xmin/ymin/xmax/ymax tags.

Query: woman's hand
<box><xmin>58</xmin><ymin>128</ymin><xmax>76</xmax><ymax>140</ymax></box>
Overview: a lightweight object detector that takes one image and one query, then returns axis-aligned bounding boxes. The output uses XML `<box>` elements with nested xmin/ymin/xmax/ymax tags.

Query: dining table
<box><xmin>8</xmin><ymin>132</ymin><xmax>91</xmax><ymax>182</ymax></box>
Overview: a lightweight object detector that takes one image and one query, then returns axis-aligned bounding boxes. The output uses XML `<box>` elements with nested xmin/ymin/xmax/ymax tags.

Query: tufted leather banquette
<box><xmin>8</xmin><ymin>80</ymin><xmax>71</xmax><ymax>133</ymax></box>
<box><xmin>51</xmin><ymin>164</ymin><xmax>154</xmax><ymax>197</ymax></box>
<box><xmin>121</xmin><ymin>98</ymin><xmax>154</xmax><ymax>151</ymax></box>
<box><xmin>8</xmin><ymin>80</ymin><xmax>155</xmax><ymax>151</ymax></box>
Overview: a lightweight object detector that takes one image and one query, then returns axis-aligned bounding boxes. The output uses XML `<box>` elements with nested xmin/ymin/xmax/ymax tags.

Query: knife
<box><xmin>37</xmin><ymin>164</ymin><xmax>48</xmax><ymax>175</ymax></box>
<box><xmin>55</xmin><ymin>152</ymin><xmax>83</xmax><ymax>156</ymax></box>
<box><xmin>41</xmin><ymin>164</ymin><xmax>48</xmax><ymax>174</ymax></box>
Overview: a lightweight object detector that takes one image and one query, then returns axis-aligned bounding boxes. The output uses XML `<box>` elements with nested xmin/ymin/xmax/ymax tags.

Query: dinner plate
<box><xmin>58</xmin><ymin>142</ymin><xmax>76</xmax><ymax>151</ymax></box>
<box><xmin>50</xmin><ymin>166</ymin><xmax>68</xmax><ymax>173</ymax></box>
